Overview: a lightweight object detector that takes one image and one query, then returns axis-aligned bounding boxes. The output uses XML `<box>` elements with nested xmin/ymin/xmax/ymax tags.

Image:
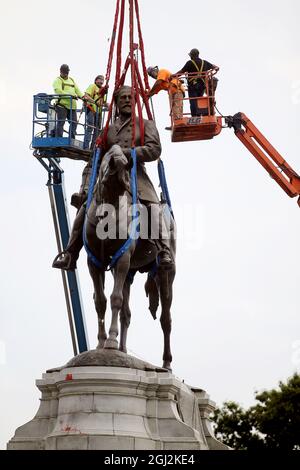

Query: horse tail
<box><xmin>145</xmin><ymin>274</ymin><xmax>159</xmax><ymax>320</ymax></box>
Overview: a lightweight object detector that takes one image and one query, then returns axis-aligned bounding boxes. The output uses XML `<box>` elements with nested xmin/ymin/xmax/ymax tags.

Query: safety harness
<box><xmin>58</xmin><ymin>76</ymin><xmax>75</xmax><ymax>89</ymax></box>
<box><xmin>189</xmin><ymin>59</ymin><xmax>204</xmax><ymax>86</ymax></box>
<box><xmin>84</xmin><ymin>84</ymin><xmax>105</xmax><ymax>114</ymax></box>
<box><xmin>56</xmin><ymin>76</ymin><xmax>76</xmax><ymax>107</ymax></box>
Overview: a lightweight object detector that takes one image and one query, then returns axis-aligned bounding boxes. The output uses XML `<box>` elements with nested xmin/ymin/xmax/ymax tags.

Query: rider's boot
<box><xmin>148</xmin><ymin>201</ymin><xmax>175</xmax><ymax>270</ymax></box>
<box><xmin>52</xmin><ymin>205</ymin><xmax>85</xmax><ymax>271</ymax></box>
<box><xmin>157</xmin><ymin>205</ymin><xmax>175</xmax><ymax>270</ymax></box>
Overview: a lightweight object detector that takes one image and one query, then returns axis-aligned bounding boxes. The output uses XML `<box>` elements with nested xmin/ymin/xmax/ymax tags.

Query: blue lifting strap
<box><xmin>158</xmin><ymin>159</ymin><xmax>174</xmax><ymax>218</ymax></box>
<box><xmin>109</xmin><ymin>147</ymin><xmax>140</xmax><ymax>269</ymax></box>
<box><xmin>83</xmin><ymin>218</ymin><xmax>102</xmax><ymax>269</ymax></box>
<box><xmin>83</xmin><ymin>147</ymin><xmax>140</xmax><ymax>271</ymax></box>
<box><xmin>87</xmin><ymin>147</ymin><xmax>102</xmax><ymax>210</ymax></box>
<box><xmin>83</xmin><ymin>147</ymin><xmax>103</xmax><ymax>268</ymax></box>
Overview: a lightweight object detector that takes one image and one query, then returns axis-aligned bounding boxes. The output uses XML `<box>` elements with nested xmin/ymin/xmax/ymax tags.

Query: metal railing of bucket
<box><xmin>32</xmin><ymin>94</ymin><xmax>104</xmax><ymax>151</ymax></box>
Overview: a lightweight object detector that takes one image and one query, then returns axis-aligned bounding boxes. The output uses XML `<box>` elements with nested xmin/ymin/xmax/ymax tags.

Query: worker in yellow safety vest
<box><xmin>52</xmin><ymin>64</ymin><xmax>83</xmax><ymax>139</ymax></box>
<box><xmin>83</xmin><ymin>75</ymin><xmax>108</xmax><ymax>149</ymax></box>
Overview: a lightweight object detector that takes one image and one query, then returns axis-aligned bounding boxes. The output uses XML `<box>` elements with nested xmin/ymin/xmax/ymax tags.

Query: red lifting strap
<box><xmin>129</xmin><ymin>0</ymin><xmax>136</xmax><ymax>147</ymax></box>
<box><xmin>115</xmin><ymin>0</ymin><xmax>125</xmax><ymax>87</ymax></box>
<box><xmin>134</xmin><ymin>0</ymin><xmax>151</xmax><ymax>92</ymax></box>
<box><xmin>134</xmin><ymin>61</ymin><xmax>145</xmax><ymax>146</ymax></box>
<box><xmin>105</xmin><ymin>0</ymin><xmax>120</xmax><ymax>86</ymax></box>
<box><xmin>135</xmin><ymin>58</ymin><xmax>153</xmax><ymax>120</ymax></box>
<box><xmin>97</xmin><ymin>0</ymin><xmax>153</xmax><ymax>149</ymax></box>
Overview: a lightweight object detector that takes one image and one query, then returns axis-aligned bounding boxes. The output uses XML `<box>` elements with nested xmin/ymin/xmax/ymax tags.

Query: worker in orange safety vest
<box><xmin>146</xmin><ymin>66</ymin><xmax>185</xmax><ymax>123</ymax></box>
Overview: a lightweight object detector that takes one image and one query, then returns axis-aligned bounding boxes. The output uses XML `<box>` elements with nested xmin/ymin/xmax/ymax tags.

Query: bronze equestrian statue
<box><xmin>53</xmin><ymin>86</ymin><xmax>173</xmax><ymax>271</ymax></box>
<box><xmin>85</xmin><ymin>143</ymin><xmax>176</xmax><ymax>369</ymax></box>
<box><xmin>52</xmin><ymin>86</ymin><xmax>176</xmax><ymax>369</ymax></box>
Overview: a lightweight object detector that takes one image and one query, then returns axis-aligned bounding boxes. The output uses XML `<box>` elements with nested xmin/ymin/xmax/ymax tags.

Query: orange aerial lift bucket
<box><xmin>169</xmin><ymin>70</ymin><xmax>222</xmax><ymax>143</ymax></box>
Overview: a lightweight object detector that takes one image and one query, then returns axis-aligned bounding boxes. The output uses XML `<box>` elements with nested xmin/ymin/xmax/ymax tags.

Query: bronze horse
<box><xmin>85</xmin><ymin>145</ymin><xmax>176</xmax><ymax>370</ymax></box>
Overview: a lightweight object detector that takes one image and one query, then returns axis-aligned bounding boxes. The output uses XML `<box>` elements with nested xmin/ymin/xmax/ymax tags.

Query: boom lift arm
<box><xmin>225</xmin><ymin>113</ymin><xmax>300</xmax><ymax>206</ymax></box>
<box><xmin>35</xmin><ymin>153</ymin><xmax>89</xmax><ymax>355</ymax></box>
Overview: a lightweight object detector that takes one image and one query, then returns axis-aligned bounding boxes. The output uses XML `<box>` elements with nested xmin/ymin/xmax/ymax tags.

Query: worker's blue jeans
<box><xmin>188</xmin><ymin>83</ymin><xmax>205</xmax><ymax>116</ymax></box>
<box><xmin>84</xmin><ymin>109</ymin><xmax>96</xmax><ymax>149</ymax></box>
<box><xmin>55</xmin><ymin>106</ymin><xmax>78</xmax><ymax>139</ymax></box>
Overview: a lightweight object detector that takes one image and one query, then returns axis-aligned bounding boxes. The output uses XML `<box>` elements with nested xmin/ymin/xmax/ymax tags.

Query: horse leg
<box><xmin>157</xmin><ymin>268</ymin><xmax>175</xmax><ymax>370</ymax></box>
<box><xmin>119</xmin><ymin>278</ymin><xmax>131</xmax><ymax>353</ymax></box>
<box><xmin>88</xmin><ymin>260</ymin><xmax>107</xmax><ymax>348</ymax></box>
<box><xmin>104</xmin><ymin>252</ymin><xmax>131</xmax><ymax>349</ymax></box>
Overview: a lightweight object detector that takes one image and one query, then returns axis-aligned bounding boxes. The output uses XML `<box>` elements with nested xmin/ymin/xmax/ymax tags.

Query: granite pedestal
<box><xmin>7</xmin><ymin>350</ymin><xmax>227</xmax><ymax>450</ymax></box>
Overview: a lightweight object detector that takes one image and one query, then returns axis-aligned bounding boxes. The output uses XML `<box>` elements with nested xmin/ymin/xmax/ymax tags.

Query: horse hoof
<box><xmin>104</xmin><ymin>338</ymin><xmax>119</xmax><ymax>350</ymax></box>
<box><xmin>96</xmin><ymin>342</ymin><xmax>105</xmax><ymax>350</ymax></box>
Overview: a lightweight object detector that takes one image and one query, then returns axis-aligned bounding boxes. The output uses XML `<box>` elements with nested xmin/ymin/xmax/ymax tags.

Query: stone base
<box><xmin>7</xmin><ymin>353</ymin><xmax>228</xmax><ymax>450</ymax></box>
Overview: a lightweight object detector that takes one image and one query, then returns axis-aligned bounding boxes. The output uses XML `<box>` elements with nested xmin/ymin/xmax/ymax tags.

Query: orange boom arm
<box><xmin>226</xmin><ymin>112</ymin><xmax>300</xmax><ymax>206</ymax></box>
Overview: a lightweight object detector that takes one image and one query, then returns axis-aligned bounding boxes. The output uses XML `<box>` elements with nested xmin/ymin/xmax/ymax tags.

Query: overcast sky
<box><xmin>1</xmin><ymin>0</ymin><xmax>300</xmax><ymax>449</ymax></box>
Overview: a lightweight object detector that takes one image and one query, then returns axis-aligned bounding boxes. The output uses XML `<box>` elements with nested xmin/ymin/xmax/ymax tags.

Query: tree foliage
<box><xmin>213</xmin><ymin>373</ymin><xmax>300</xmax><ymax>450</ymax></box>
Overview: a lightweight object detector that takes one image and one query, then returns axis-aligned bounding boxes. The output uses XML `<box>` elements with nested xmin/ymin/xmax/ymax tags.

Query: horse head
<box><xmin>99</xmin><ymin>144</ymin><xmax>132</xmax><ymax>202</ymax></box>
